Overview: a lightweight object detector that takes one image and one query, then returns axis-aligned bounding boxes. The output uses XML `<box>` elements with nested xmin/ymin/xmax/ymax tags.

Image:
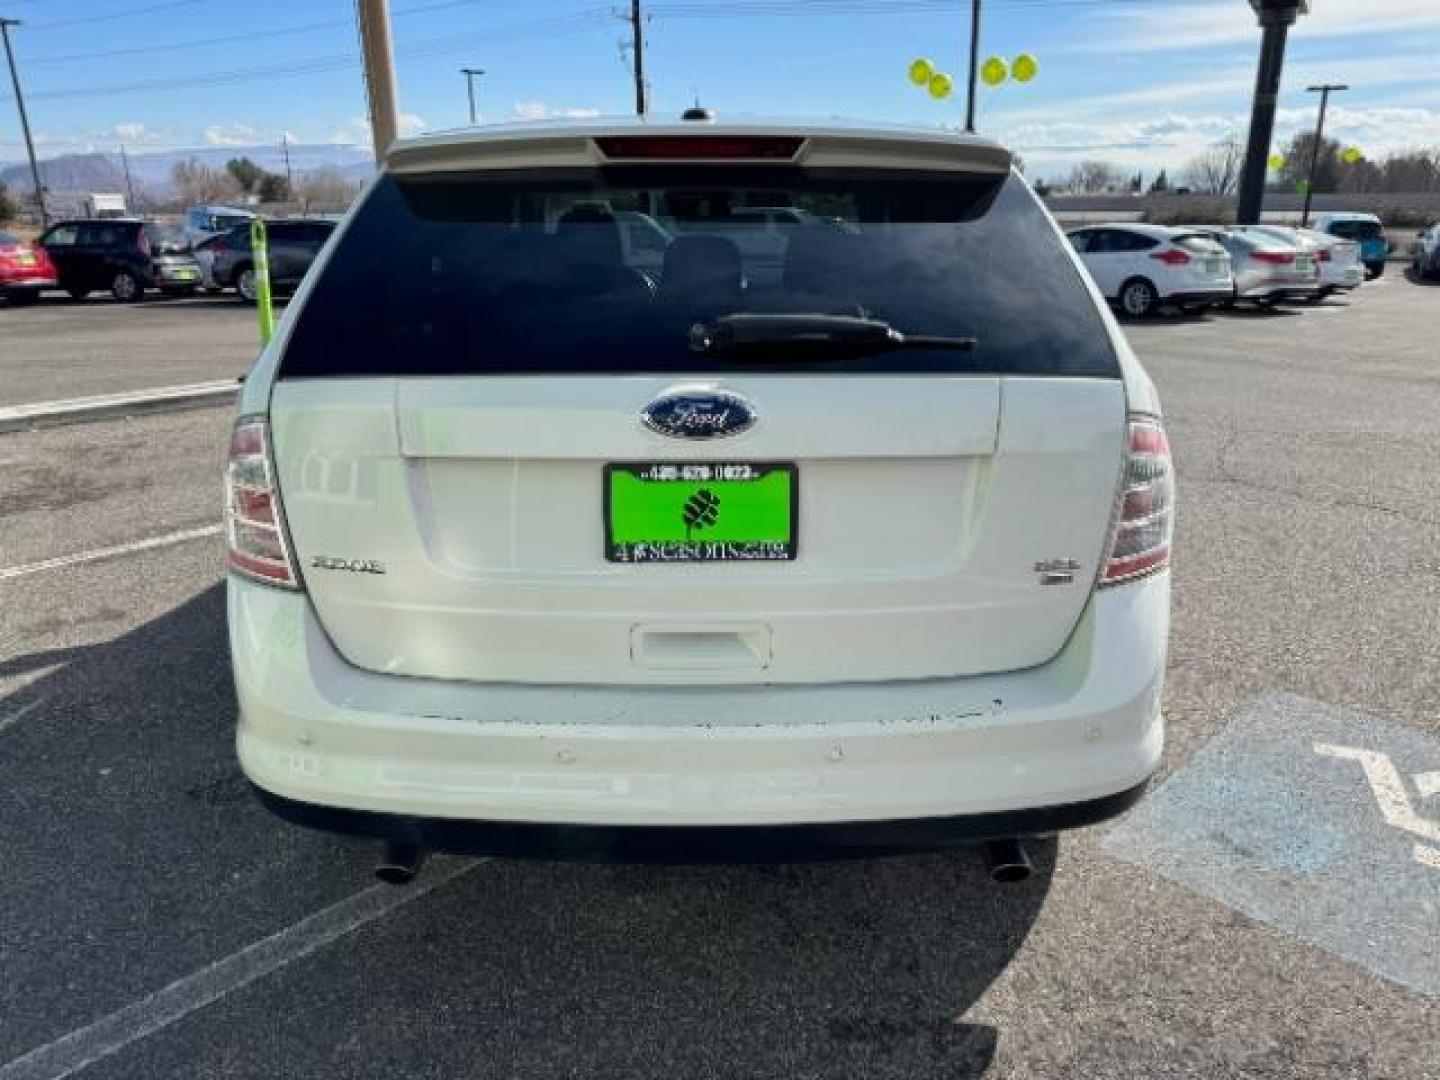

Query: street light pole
<box><xmin>461</xmin><ymin>67</ymin><xmax>485</xmax><ymax>126</ymax></box>
<box><xmin>119</xmin><ymin>145</ymin><xmax>137</xmax><ymax>210</ymax></box>
<box><xmin>0</xmin><ymin>18</ymin><xmax>47</xmax><ymax>226</ymax></box>
<box><xmin>1300</xmin><ymin>83</ymin><xmax>1347</xmax><ymax>227</ymax></box>
<box><xmin>1235</xmin><ymin>0</ymin><xmax>1308</xmax><ymax>225</ymax></box>
<box><xmin>964</xmin><ymin>0</ymin><xmax>982</xmax><ymax>134</ymax></box>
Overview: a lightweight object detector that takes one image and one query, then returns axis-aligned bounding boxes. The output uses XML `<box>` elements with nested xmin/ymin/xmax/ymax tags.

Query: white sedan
<box><xmin>1067</xmin><ymin>224</ymin><xmax>1234</xmax><ymax>318</ymax></box>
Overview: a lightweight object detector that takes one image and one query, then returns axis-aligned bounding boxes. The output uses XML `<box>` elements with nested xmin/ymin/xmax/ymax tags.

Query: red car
<box><xmin>0</xmin><ymin>230</ymin><xmax>58</xmax><ymax>304</ymax></box>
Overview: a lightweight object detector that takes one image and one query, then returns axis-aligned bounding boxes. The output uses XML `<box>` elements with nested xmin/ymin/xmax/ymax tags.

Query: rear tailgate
<box><xmin>271</xmin><ymin>374</ymin><xmax>1123</xmax><ymax>684</ymax></box>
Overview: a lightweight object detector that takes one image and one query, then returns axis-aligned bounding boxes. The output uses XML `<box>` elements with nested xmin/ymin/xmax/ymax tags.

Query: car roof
<box><xmin>1315</xmin><ymin>212</ymin><xmax>1381</xmax><ymax>223</ymax></box>
<box><xmin>1068</xmin><ymin>223</ymin><xmax>1197</xmax><ymax>240</ymax></box>
<box><xmin>190</xmin><ymin>205</ymin><xmax>254</xmax><ymax>214</ymax></box>
<box><xmin>386</xmin><ymin>117</ymin><xmax>1013</xmax><ymax>176</ymax></box>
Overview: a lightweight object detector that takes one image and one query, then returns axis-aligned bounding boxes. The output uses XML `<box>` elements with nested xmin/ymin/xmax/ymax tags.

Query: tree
<box><xmin>1183</xmin><ymin>139</ymin><xmax>1244</xmax><ymax>196</ymax></box>
<box><xmin>1379</xmin><ymin>150</ymin><xmax>1440</xmax><ymax>193</ymax></box>
<box><xmin>1068</xmin><ymin>160</ymin><xmax>1123</xmax><ymax>194</ymax></box>
<box><xmin>257</xmin><ymin>172</ymin><xmax>292</xmax><ymax>203</ymax></box>
<box><xmin>0</xmin><ymin>179</ymin><xmax>15</xmax><ymax>223</ymax></box>
<box><xmin>1338</xmin><ymin>156</ymin><xmax>1382</xmax><ymax>195</ymax></box>
<box><xmin>171</xmin><ymin>157</ymin><xmax>240</xmax><ymax>204</ymax></box>
<box><xmin>294</xmin><ymin>166</ymin><xmax>361</xmax><ymax>209</ymax></box>
<box><xmin>225</xmin><ymin>156</ymin><xmax>265</xmax><ymax>194</ymax></box>
<box><xmin>1148</xmin><ymin>169</ymin><xmax>1170</xmax><ymax>194</ymax></box>
<box><xmin>1279</xmin><ymin>132</ymin><xmax>1340</xmax><ymax>194</ymax></box>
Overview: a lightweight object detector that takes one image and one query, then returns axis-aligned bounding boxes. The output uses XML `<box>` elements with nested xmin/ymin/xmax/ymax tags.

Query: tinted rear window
<box><xmin>280</xmin><ymin>168</ymin><xmax>1118</xmax><ymax>379</ymax></box>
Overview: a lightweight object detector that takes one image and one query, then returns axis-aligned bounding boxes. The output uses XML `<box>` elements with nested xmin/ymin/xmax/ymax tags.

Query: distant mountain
<box><xmin>0</xmin><ymin>143</ymin><xmax>375</xmax><ymax>198</ymax></box>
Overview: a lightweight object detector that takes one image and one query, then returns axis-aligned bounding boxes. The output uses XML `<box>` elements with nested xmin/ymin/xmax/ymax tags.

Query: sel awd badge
<box><xmin>641</xmin><ymin>388</ymin><xmax>757</xmax><ymax>440</ymax></box>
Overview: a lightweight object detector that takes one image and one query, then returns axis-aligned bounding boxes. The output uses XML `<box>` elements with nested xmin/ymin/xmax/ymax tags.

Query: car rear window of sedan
<box><xmin>279</xmin><ymin>168</ymin><xmax>1120</xmax><ymax>379</ymax></box>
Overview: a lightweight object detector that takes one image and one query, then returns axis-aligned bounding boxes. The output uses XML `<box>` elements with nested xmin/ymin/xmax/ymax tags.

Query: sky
<box><xmin>0</xmin><ymin>0</ymin><xmax>1438</xmax><ymax>181</ymax></box>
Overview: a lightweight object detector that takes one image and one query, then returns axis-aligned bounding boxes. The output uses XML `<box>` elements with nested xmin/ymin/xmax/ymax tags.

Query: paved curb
<box><xmin>0</xmin><ymin>380</ymin><xmax>240</xmax><ymax>434</ymax></box>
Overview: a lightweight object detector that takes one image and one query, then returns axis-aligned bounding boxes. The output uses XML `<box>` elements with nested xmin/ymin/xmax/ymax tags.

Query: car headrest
<box><xmin>660</xmin><ymin>235</ymin><xmax>744</xmax><ymax>296</ymax></box>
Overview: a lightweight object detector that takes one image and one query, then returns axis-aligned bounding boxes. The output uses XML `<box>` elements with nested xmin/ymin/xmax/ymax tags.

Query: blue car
<box><xmin>1312</xmin><ymin>212</ymin><xmax>1389</xmax><ymax>279</ymax></box>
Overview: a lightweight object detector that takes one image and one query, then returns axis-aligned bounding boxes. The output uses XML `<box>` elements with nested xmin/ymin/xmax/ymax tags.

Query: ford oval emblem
<box><xmin>642</xmin><ymin>389</ymin><xmax>757</xmax><ymax>440</ymax></box>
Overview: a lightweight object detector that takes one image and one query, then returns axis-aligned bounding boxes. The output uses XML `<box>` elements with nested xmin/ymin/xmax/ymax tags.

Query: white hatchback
<box><xmin>226</xmin><ymin>119</ymin><xmax>1172</xmax><ymax>871</ymax></box>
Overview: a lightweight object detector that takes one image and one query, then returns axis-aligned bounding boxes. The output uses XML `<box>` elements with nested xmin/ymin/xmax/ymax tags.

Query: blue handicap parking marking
<box><xmin>1103</xmin><ymin>693</ymin><xmax>1440</xmax><ymax>995</ymax></box>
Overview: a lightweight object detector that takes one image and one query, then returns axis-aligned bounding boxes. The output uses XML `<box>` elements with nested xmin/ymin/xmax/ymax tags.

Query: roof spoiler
<box><xmin>386</xmin><ymin>128</ymin><xmax>1013</xmax><ymax>177</ymax></box>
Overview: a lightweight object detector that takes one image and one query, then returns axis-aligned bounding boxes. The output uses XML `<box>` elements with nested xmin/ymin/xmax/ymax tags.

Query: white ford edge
<box><xmin>226</xmin><ymin>118</ymin><xmax>1172</xmax><ymax>874</ymax></box>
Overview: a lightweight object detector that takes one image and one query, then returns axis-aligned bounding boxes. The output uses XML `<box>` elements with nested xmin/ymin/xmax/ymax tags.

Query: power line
<box><xmin>22</xmin><ymin>0</ymin><xmax>205</xmax><ymax>32</ymax></box>
<box><xmin>19</xmin><ymin>0</ymin><xmax>500</xmax><ymax>68</ymax></box>
<box><xmin>0</xmin><ymin>10</ymin><xmax>611</xmax><ymax>104</ymax></box>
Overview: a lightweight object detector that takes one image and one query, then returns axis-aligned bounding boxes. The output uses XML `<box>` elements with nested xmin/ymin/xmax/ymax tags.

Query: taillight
<box><xmin>225</xmin><ymin>416</ymin><xmax>301</xmax><ymax>588</ymax></box>
<box><xmin>1101</xmin><ymin>416</ymin><xmax>1173</xmax><ymax>586</ymax></box>
<box><xmin>594</xmin><ymin>135</ymin><xmax>804</xmax><ymax>160</ymax></box>
<box><xmin>137</xmin><ymin>230</ymin><xmax>151</xmax><ymax>256</ymax></box>
<box><xmin>1149</xmin><ymin>249</ymin><xmax>1191</xmax><ymax>266</ymax></box>
<box><xmin>1252</xmin><ymin>251</ymin><xmax>1294</xmax><ymax>265</ymax></box>
<box><xmin>1316</xmin><ymin>248</ymin><xmax>1332</xmax><ymax>263</ymax></box>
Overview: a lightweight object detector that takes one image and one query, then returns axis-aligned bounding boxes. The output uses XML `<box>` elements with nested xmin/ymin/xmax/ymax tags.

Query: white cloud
<box><xmin>1079</xmin><ymin>0</ymin><xmax>1440</xmax><ymax>53</ymax></box>
<box><xmin>510</xmin><ymin>101</ymin><xmax>602</xmax><ymax>121</ymax></box>
<box><xmin>998</xmin><ymin>105</ymin><xmax>1440</xmax><ymax>181</ymax></box>
<box><xmin>204</xmin><ymin>124</ymin><xmax>262</xmax><ymax>147</ymax></box>
<box><xmin>326</xmin><ymin>113</ymin><xmax>427</xmax><ymax>147</ymax></box>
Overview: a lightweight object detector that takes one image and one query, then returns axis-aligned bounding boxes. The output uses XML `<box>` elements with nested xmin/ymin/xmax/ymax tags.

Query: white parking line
<box><xmin>0</xmin><ymin>525</ymin><xmax>223</xmax><ymax>582</ymax></box>
<box><xmin>0</xmin><ymin>859</ymin><xmax>482</xmax><ymax>1080</ymax></box>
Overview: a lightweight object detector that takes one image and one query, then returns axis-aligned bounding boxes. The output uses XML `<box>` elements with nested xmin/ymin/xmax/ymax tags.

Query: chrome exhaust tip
<box><xmin>983</xmin><ymin>838</ymin><xmax>1034</xmax><ymax>884</ymax></box>
<box><xmin>375</xmin><ymin>841</ymin><xmax>425</xmax><ymax>885</ymax></box>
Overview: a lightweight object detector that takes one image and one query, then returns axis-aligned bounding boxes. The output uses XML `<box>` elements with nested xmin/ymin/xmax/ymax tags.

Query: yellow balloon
<box><xmin>1342</xmin><ymin>146</ymin><xmax>1363</xmax><ymax>164</ymax></box>
<box><xmin>1267</xmin><ymin>154</ymin><xmax>1285</xmax><ymax>171</ymax></box>
<box><xmin>981</xmin><ymin>56</ymin><xmax>1008</xmax><ymax>86</ymax></box>
<box><xmin>909</xmin><ymin>58</ymin><xmax>934</xmax><ymax>85</ymax></box>
<box><xmin>1011</xmin><ymin>53</ymin><xmax>1039</xmax><ymax>83</ymax></box>
<box><xmin>928</xmin><ymin>72</ymin><xmax>954</xmax><ymax>99</ymax></box>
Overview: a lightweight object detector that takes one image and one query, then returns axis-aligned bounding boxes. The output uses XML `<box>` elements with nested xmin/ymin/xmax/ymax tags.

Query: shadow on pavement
<box><xmin>1</xmin><ymin>584</ymin><xmax>1052</xmax><ymax>1079</ymax></box>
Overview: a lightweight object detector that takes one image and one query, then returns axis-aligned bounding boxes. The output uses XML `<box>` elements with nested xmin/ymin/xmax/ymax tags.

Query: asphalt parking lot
<box><xmin>2</xmin><ymin>274</ymin><xmax>1438</xmax><ymax>1078</ymax></box>
<box><xmin>1</xmin><ymin>296</ymin><xmax>259</xmax><ymax>407</ymax></box>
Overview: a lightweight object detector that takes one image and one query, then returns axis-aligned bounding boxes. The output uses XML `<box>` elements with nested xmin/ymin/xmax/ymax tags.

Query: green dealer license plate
<box><xmin>605</xmin><ymin>462</ymin><xmax>797</xmax><ymax>563</ymax></box>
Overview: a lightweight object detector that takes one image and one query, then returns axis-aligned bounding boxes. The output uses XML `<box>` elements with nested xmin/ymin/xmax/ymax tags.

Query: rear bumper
<box><xmin>231</xmin><ymin>574</ymin><xmax>1167</xmax><ymax>835</ymax></box>
<box><xmin>252</xmin><ymin>779</ymin><xmax>1150</xmax><ymax>862</ymax></box>
<box><xmin>0</xmin><ymin>276</ymin><xmax>56</xmax><ymax>291</ymax></box>
<box><xmin>1237</xmin><ymin>283</ymin><xmax>1320</xmax><ymax>300</ymax></box>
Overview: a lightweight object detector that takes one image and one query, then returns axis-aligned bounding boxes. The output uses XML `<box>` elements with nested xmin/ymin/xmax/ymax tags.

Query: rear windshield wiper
<box><xmin>688</xmin><ymin>313</ymin><xmax>977</xmax><ymax>359</ymax></box>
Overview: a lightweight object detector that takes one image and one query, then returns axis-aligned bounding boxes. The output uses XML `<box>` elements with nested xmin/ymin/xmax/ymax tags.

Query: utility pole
<box><xmin>460</xmin><ymin>67</ymin><xmax>485</xmax><ymax>125</ymax></box>
<box><xmin>0</xmin><ymin>18</ymin><xmax>47</xmax><ymax>225</ymax></box>
<box><xmin>119</xmin><ymin>145</ymin><xmax>137</xmax><ymax>210</ymax></box>
<box><xmin>280</xmin><ymin>133</ymin><xmax>294</xmax><ymax>194</ymax></box>
<box><xmin>628</xmin><ymin>0</ymin><xmax>646</xmax><ymax>116</ymax></box>
<box><xmin>964</xmin><ymin>0</ymin><xmax>981</xmax><ymax>134</ymax></box>
<box><xmin>1300</xmin><ymin>83</ymin><xmax>1346</xmax><ymax>226</ymax></box>
<box><xmin>1235</xmin><ymin>0</ymin><xmax>1309</xmax><ymax>225</ymax></box>
<box><xmin>354</xmin><ymin>0</ymin><xmax>400</xmax><ymax>164</ymax></box>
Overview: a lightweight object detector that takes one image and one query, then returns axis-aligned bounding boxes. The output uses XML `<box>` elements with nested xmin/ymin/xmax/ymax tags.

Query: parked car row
<box><xmin>1066</xmin><ymin>217</ymin><xmax>1391</xmax><ymax>318</ymax></box>
<box><xmin>0</xmin><ymin>215</ymin><xmax>336</xmax><ymax>305</ymax></box>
